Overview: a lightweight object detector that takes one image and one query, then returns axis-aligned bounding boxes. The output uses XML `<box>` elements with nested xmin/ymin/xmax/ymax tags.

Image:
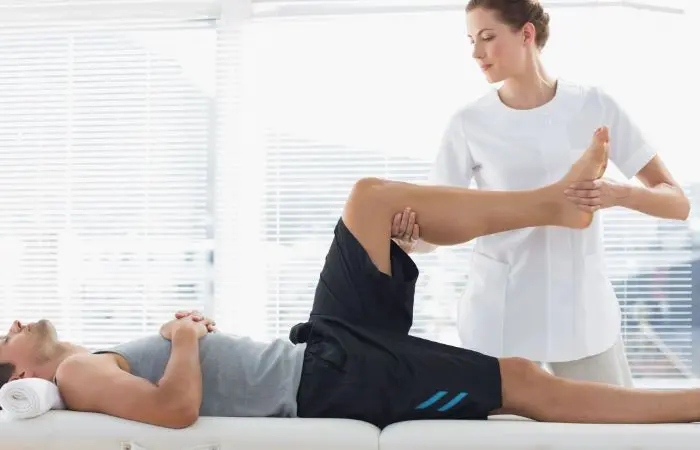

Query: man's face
<box><xmin>0</xmin><ymin>319</ymin><xmax>58</xmax><ymax>381</ymax></box>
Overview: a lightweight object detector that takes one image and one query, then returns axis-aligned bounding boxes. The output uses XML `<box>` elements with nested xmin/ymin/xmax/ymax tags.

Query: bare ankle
<box><xmin>543</xmin><ymin>183</ymin><xmax>593</xmax><ymax>229</ymax></box>
<box><xmin>540</xmin><ymin>184</ymin><xmax>564</xmax><ymax>217</ymax></box>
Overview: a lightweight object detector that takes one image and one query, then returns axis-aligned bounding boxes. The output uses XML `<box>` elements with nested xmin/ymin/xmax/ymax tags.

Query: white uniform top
<box><xmin>429</xmin><ymin>79</ymin><xmax>656</xmax><ymax>362</ymax></box>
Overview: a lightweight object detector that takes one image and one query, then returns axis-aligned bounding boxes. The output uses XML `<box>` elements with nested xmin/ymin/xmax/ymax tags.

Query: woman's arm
<box><xmin>619</xmin><ymin>155</ymin><xmax>690</xmax><ymax>220</ymax></box>
<box><xmin>568</xmin><ymin>87</ymin><xmax>690</xmax><ymax>221</ymax></box>
<box><xmin>566</xmin><ymin>155</ymin><xmax>690</xmax><ymax>221</ymax></box>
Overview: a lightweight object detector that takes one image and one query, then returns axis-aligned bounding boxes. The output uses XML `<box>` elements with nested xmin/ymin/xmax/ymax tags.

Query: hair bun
<box><xmin>466</xmin><ymin>0</ymin><xmax>552</xmax><ymax>49</ymax></box>
<box><xmin>530</xmin><ymin>1</ymin><xmax>546</xmax><ymax>21</ymax></box>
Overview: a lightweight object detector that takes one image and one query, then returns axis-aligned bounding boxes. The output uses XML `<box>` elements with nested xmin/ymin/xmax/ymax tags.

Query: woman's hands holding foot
<box><xmin>565</xmin><ymin>178</ymin><xmax>629</xmax><ymax>212</ymax></box>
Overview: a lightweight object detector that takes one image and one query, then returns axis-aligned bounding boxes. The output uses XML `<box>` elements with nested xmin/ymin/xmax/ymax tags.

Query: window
<box><xmin>214</xmin><ymin>1</ymin><xmax>698</xmax><ymax>386</ymax></box>
<box><xmin>0</xmin><ymin>0</ymin><xmax>696</xmax><ymax>388</ymax></box>
<box><xmin>0</xmin><ymin>14</ymin><xmax>217</xmax><ymax>349</ymax></box>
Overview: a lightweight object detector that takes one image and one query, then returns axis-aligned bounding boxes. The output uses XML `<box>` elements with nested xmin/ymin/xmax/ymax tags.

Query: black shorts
<box><xmin>291</xmin><ymin>218</ymin><xmax>503</xmax><ymax>429</ymax></box>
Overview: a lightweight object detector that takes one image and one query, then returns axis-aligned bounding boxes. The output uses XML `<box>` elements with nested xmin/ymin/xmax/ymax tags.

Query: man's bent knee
<box><xmin>345</xmin><ymin>177</ymin><xmax>390</xmax><ymax>215</ymax></box>
<box><xmin>349</xmin><ymin>177</ymin><xmax>386</xmax><ymax>200</ymax></box>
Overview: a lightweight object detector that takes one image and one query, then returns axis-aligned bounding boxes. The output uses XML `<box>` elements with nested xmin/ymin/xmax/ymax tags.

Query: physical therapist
<box><xmin>392</xmin><ymin>0</ymin><xmax>690</xmax><ymax>386</ymax></box>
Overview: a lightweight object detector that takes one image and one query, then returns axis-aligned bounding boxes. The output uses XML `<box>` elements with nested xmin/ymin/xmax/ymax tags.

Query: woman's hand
<box><xmin>565</xmin><ymin>178</ymin><xmax>630</xmax><ymax>212</ymax></box>
<box><xmin>391</xmin><ymin>207</ymin><xmax>420</xmax><ymax>253</ymax></box>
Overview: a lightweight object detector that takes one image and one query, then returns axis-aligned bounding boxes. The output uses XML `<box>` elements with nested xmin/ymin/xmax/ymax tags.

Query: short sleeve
<box><xmin>597</xmin><ymin>88</ymin><xmax>657</xmax><ymax>179</ymax></box>
<box><xmin>428</xmin><ymin>112</ymin><xmax>475</xmax><ymax>187</ymax></box>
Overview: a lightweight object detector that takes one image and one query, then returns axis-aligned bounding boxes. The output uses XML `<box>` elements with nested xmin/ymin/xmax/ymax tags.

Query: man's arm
<box><xmin>57</xmin><ymin>326</ymin><xmax>203</xmax><ymax>429</ymax></box>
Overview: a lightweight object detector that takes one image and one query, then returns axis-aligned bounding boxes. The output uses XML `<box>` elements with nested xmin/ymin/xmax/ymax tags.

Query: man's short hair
<box><xmin>0</xmin><ymin>362</ymin><xmax>15</xmax><ymax>406</ymax></box>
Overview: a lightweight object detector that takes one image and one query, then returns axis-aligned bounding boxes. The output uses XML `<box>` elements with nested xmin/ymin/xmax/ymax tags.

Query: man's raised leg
<box><xmin>342</xmin><ymin>127</ymin><xmax>610</xmax><ymax>274</ymax></box>
<box><xmin>495</xmin><ymin>357</ymin><xmax>700</xmax><ymax>423</ymax></box>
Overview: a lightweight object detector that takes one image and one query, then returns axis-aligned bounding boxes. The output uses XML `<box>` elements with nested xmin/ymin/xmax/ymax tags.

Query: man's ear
<box><xmin>10</xmin><ymin>369</ymin><xmax>35</xmax><ymax>382</ymax></box>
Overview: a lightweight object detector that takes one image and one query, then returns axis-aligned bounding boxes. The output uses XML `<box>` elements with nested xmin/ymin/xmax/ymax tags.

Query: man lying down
<box><xmin>1</xmin><ymin>128</ymin><xmax>698</xmax><ymax>429</ymax></box>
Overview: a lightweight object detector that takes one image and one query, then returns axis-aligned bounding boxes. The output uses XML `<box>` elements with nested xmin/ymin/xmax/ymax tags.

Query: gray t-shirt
<box><xmin>96</xmin><ymin>332</ymin><xmax>307</xmax><ymax>417</ymax></box>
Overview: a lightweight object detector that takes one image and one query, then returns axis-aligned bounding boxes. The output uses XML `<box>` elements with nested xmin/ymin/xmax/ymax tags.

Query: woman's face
<box><xmin>466</xmin><ymin>7</ymin><xmax>530</xmax><ymax>83</ymax></box>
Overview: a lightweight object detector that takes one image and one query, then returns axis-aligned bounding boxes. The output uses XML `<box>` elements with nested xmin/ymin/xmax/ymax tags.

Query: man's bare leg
<box><xmin>342</xmin><ymin>127</ymin><xmax>610</xmax><ymax>274</ymax></box>
<box><xmin>495</xmin><ymin>357</ymin><xmax>700</xmax><ymax>423</ymax></box>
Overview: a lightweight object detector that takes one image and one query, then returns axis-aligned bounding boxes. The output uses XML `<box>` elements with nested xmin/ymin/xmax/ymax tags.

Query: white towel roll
<box><xmin>0</xmin><ymin>377</ymin><xmax>65</xmax><ymax>419</ymax></box>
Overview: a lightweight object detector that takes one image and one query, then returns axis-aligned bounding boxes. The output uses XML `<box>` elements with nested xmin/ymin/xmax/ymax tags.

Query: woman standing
<box><xmin>393</xmin><ymin>0</ymin><xmax>689</xmax><ymax>386</ymax></box>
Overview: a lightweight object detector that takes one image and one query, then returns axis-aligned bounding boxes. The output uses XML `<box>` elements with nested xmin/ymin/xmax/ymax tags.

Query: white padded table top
<box><xmin>4</xmin><ymin>411</ymin><xmax>700</xmax><ymax>450</ymax></box>
<box><xmin>0</xmin><ymin>410</ymin><xmax>380</xmax><ymax>450</ymax></box>
<box><xmin>381</xmin><ymin>415</ymin><xmax>700</xmax><ymax>450</ymax></box>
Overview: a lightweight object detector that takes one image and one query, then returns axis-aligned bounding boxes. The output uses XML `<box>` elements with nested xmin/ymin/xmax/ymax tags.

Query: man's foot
<box><xmin>562</xmin><ymin>127</ymin><xmax>609</xmax><ymax>184</ymax></box>
<box><xmin>554</xmin><ymin>127</ymin><xmax>610</xmax><ymax>229</ymax></box>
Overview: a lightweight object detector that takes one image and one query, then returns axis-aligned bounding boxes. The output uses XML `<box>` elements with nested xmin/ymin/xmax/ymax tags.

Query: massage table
<box><xmin>2</xmin><ymin>411</ymin><xmax>698</xmax><ymax>450</ymax></box>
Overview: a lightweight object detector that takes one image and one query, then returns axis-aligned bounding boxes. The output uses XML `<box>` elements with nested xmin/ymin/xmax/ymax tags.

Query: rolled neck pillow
<box><xmin>0</xmin><ymin>377</ymin><xmax>65</xmax><ymax>419</ymax></box>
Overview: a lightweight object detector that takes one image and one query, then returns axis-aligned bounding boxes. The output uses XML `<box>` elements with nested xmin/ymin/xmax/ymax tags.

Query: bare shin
<box><xmin>495</xmin><ymin>357</ymin><xmax>700</xmax><ymax>424</ymax></box>
<box><xmin>341</xmin><ymin>177</ymin><xmax>565</xmax><ymax>275</ymax></box>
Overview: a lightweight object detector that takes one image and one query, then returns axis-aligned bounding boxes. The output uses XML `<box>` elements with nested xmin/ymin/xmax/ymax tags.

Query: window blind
<box><xmin>249</xmin><ymin>0</ymin><xmax>691</xmax><ymax>17</ymax></box>
<box><xmin>0</xmin><ymin>17</ymin><xmax>216</xmax><ymax>350</ymax></box>
<box><xmin>0</xmin><ymin>0</ymin><xmax>219</xmax><ymax>24</ymax></box>
<box><xmin>214</xmin><ymin>3</ymin><xmax>698</xmax><ymax>385</ymax></box>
